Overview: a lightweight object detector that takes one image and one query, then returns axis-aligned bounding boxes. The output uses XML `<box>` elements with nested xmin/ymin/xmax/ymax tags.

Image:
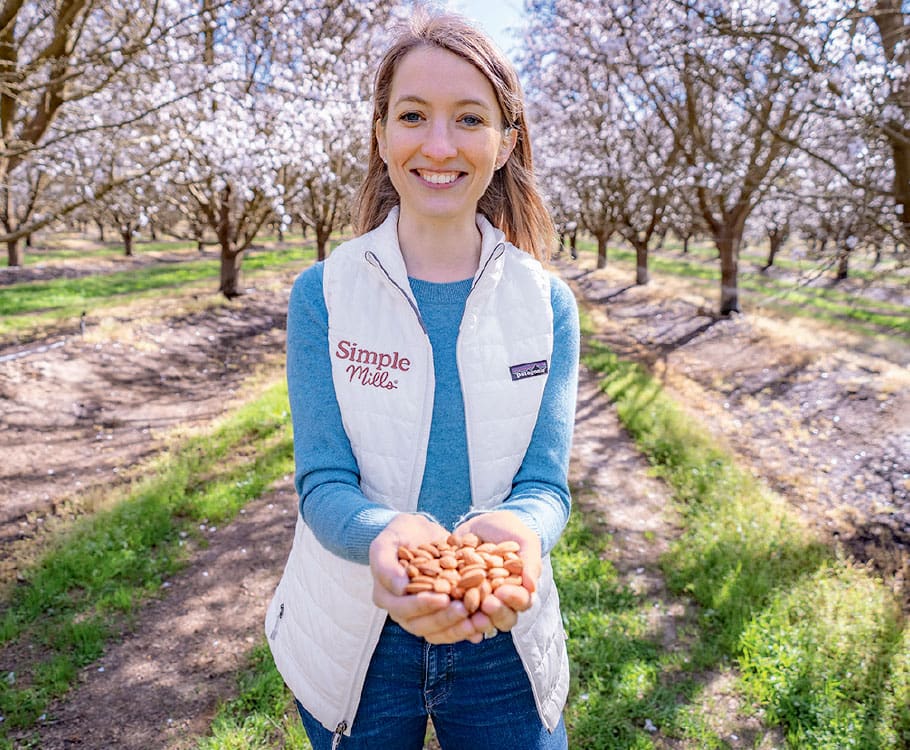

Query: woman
<box><xmin>266</xmin><ymin>10</ymin><xmax>579</xmax><ymax>749</ymax></box>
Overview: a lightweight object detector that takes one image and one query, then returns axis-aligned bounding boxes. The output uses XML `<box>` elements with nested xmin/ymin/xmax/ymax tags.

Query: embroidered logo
<box><xmin>335</xmin><ymin>340</ymin><xmax>410</xmax><ymax>391</ymax></box>
<box><xmin>509</xmin><ymin>359</ymin><xmax>548</xmax><ymax>381</ymax></box>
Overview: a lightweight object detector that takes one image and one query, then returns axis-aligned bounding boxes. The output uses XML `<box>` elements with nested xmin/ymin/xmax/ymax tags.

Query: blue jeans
<box><xmin>296</xmin><ymin>618</ymin><xmax>568</xmax><ymax>750</ymax></box>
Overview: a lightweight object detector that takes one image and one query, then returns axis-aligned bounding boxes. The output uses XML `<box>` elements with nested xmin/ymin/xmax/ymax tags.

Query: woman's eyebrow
<box><xmin>392</xmin><ymin>94</ymin><xmax>495</xmax><ymax>111</ymax></box>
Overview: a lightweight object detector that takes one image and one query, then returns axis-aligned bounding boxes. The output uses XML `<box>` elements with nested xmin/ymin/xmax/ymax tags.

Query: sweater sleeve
<box><xmin>286</xmin><ymin>264</ymin><xmax>398</xmax><ymax>565</ymax></box>
<box><xmin>488</xmin><ymin>274</ymin><xmax>579</xmax><ymax>555</ymax></box>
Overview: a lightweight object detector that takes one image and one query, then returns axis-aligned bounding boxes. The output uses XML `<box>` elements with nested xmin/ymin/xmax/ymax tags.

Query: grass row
<box><xmin>579</xmin><ymin>309</ymin><xmax>909</xmax><ymax>748</ymax></box>
<box><xmin>572</xmin><ymin>240</ymin><xmax>910</xmax><ymax>339</ymax></box>
<box><xmin>675</xmin><ymin>241</ymin><xmax>903</xmax><ymax>283</ymax></box>
<box><xmin>0</xmin><ymin>380</ymin><xmax>295</xmax><ymax>748</ymax></box>
<box><xmin>15</xmin><ymin>236</ymin><xmax>297</xmax><ymax>265</ymax></box>
<box><xmin>0</xmin><ymin>241</ymin><xmax>317</xmax><ymax>338</ymax></box>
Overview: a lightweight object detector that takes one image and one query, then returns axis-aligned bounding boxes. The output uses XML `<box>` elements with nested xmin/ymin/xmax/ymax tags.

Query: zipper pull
<box><xmin>331</xmin><ymin>721</ymin><xmax>347</xmax><ymax>749</ymax></box>
<box><xmin>268</xmin><ymin>602</ymin><xmax>284</xmax><ymax>640</ymax></box>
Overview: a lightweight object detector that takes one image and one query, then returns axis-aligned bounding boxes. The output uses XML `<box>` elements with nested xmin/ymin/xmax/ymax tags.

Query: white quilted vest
<box><xmin>265</xmin><ymin>208</ymin><xmax>569</xmax><ymax>736</ymax></box>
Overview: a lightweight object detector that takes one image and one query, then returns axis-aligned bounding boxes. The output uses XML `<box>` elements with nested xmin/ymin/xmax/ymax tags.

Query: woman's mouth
<box><xmin>415</xmin><ymin>170</ymin><xmax>462</xmax><ymax>185</ymax></box>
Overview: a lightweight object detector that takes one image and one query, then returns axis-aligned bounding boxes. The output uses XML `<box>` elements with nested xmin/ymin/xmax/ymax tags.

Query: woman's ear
<box><xmin>497</xmin><ymin>128</ymin><xmax>518</xmax><ymax>169</ymax></box>
<box><xmin>375</xmin><ymin>119</ymin><xmax>387</xmax><ymax>163</ymax></box>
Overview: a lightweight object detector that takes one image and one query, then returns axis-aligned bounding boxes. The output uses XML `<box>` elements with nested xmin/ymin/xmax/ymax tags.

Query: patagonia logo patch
<box><xmin>509</xmin><ymin>360</ymin><xmax>549</xmax><ymax>382</ymax></box>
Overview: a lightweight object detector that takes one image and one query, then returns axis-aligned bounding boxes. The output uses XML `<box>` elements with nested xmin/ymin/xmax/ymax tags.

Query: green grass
<box><xmin>0</xmin><ymin>244</ymin><xmax>315</xmax><ymax>317</ymax></box>
<box><xmin>0</xmin><ymin>259</ymin><xmax>224</xmax><ymax>316</ymax></box>
<box><xmin>13</xmin><ymin>307</ymin><xmax>902</xmax><ymax>748</ymax></box>
<box><xmin>739</xmin><ymin>567</ymin><xmax>909</xmax><ymax>749</ymax></box>
<box><xmin>0</xmin><ymin>380</ymin><xmax>295</xmax><ymax>740</ymax></box>
<box><xmin>19</xmin><ymin>238</ymin><xmax>198</xmax><ymax>264</ymax></box>
<box><xmin>0</xmin><ymin>241</ymin><xmax>320</xmax><ymax>339</ymax></box>
<box><xmin>579</xmin><ymin>309</ymin><xmax>909</xmax><ymax>748</ymax></box>
<box><xmin>656</xmin><ymin>239</ymin><xmax>902</xmax><ymax>282</ymax></box>
<box><xmin>573</xmin><ymin>240</ymin><xmax>910</xmax><ymax>338</ymax></box>
<box><xmin>194</xmin><ymin>643</ymin><xmax>312</xmax><ymax>750</ymax></box>
<box><xmin>556</xmin><ymin>509</ymin><xmax>721</xmax><ymax>749</ymax></box>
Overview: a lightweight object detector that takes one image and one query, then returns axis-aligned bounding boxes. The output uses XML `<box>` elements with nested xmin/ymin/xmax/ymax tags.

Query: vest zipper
<box><xmin>363</xmin><ymin>251</ymin><xmax>427</xmax><ymax>334</ymax></box>
<box><xmin>458</xmin><ymin>243</ymin><xmax>505</xmax><ymax>506</ymax></box>
<box><xmin>332</xmin><ymin>721</ymin><xmax>347</xmax><ymax>748</ymax></box>
<box><xmin>470</xmin><ymin>242</ymin><xmax>504</xmax><ymax>292</ymax></box>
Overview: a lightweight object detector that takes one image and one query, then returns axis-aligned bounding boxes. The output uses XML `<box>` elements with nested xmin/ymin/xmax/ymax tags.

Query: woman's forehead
<box><xmin>389</xmin><ymin>46</ymin><xmax>499</xmax><ymax>111</ymax></box>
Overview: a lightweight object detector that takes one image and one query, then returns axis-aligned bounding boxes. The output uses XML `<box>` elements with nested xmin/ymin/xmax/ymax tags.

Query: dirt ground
<box><xmin>1</xmin><ymin>247</ymin><xmax>907</xmax><ymax>748</ymax></box>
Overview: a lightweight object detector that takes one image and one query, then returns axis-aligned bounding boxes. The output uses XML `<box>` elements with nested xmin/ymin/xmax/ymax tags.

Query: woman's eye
<box><xmin>461</xmin><ymin>115</ymin><xmax>483</xmax><ymax>126</ymax></box>
<box><xmin>399</xmin><ymin>112</ymin><xmax>422</xmax><ymax>123</ymax></box>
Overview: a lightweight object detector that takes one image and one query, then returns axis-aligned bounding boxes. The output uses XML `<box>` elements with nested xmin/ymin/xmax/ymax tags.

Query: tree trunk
<box><xmin>634</xmin><ymin>241</ymin><xmax>649</xmax><ymax>285</ymax></box>
<box><xmin>717</xmin><ymin>229</ymin><xmax>741</xmax><ymax>315</ymax></box>
<box><xmin>570</xmin><ymin>230</ymin><xmax>578</xmax><ymax>260</ymax></box>
<box><xmin>682</xmin><ymin>234</ymin><xmax>690</xmax><ymax>254</ymax></box>
<box><xmin>121</xmin><ymin>226</ymin><xmax>133</xmax><ymax>257</ymax></box>
<box><xmin>316</xmin><ymin>225</ymin><xmax>330</xmax><ymax>261</ymax></box>
<box><xmin>216</xmin><ymin>184</ymin><xmax>243</xmax><ymax>298</ymax></box>
<box><xmin>6</xmin><ymin>237</ymin><xmax>22</xmax><ymax>266</ymax></box>
<box><xmin>596</xmin><ymin>233</ymin><xmax>607</xmax><ymax>269</ymax></box>
<box><xmin>219</xmin><ymin>246</ymin><xmax>244</xmax><ymax>298</ymax></box>
<box><xmin>871</xmin><ymin>1</ymin><xmax>910</xmax><ymax>246</ymax></box>
<box><xmin>763</xmin><ymin>230</ymin><xmax>785</xmax><ymax>271</ymax></box>
<box><xmin>96</xmin><ymin>219</ymin><xmax>105</xmax><ymax>242</ymax></box>
<box><xmin>836</xmin><ymin>250</ymin><xmax>849</xmax><ymax>280</ymax></box>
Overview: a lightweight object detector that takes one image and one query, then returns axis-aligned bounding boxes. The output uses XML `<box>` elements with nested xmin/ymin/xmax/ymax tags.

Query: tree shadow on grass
<box><xmin>561</xmin><ymin>518</ymin><xmax>830</xmax><ymax>748</ymax></box>
<box><xmin>561</xmin><ymin>511</ymin><xmax>908</xmax><ymax>748</ymax></box>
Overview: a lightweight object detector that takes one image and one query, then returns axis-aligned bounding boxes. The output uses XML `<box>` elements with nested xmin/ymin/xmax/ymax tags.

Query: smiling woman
<box><xmin>375</xmin><ymin>45</ymin><xmax>517</xmax><ymax>280</ymax></box>
<box><xmin>266</xmin><ymin>9</ymin><xmax>579</xmax><ymax>750</ymax></box>
<box><xmin>356</xmin><ymin>11</ymin><xmax>553</xmax><ymax>262</ymax></box>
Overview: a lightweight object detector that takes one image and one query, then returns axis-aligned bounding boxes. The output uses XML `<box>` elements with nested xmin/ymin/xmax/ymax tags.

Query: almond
<box><xmin>463</xmin><ymin>586</ymin><xmax>481</xmax><ymax>614</ymax></box>
<box><xmin>504</xmin><ymin>558</ymin><xmax>524</xmax><ymax>575</ymax></box>
<box><xmin>458</xmin><ymin>568</ymin><xmax>486</xmax><ymax>589</ymax></box>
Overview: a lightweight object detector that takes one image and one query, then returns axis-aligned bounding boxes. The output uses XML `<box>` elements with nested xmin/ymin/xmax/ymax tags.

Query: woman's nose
<box><xmin>421</xmin><ymin>120</ymin><xmax>457</xmax><ymax>160</ymax></box>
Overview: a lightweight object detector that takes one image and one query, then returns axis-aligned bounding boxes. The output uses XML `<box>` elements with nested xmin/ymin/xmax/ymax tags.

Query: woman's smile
<box><xmin>415</xmin><ymin>169</ymin><xmax>463</xmax><ymax>186</ymax></box>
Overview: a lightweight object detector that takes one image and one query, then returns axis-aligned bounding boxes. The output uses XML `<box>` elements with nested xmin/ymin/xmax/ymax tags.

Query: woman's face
<box><xmin>376</xmin><ymin>45</ymin><xmax>516</xmax><ymax>228</ymax></box>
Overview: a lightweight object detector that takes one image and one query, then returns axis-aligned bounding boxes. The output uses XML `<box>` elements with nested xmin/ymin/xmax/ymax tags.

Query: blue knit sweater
<box><xmin>286</xmin><ymin>262</ymin><xmax>579</xmax><ymax>565</ymax></box>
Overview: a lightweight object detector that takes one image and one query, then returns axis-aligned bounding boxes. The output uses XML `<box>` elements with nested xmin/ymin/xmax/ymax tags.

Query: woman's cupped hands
<box><xmin>369</xmin><ymin>510</ymin><xmax>541</xmax><ymax>645</ymax></box>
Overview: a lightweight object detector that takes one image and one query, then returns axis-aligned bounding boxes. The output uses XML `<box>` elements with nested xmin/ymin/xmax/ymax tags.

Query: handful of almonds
<box><xmin>398</xmin><ymin>532</ymin><xmax>524</xmax><ymax>615</ymax></box>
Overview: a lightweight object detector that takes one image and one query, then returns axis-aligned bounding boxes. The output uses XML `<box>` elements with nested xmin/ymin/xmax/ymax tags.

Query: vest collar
<box><xmin>365</xmin><ymin>206</ymin><xmax>508</xmax><ymax>289</ymax></box>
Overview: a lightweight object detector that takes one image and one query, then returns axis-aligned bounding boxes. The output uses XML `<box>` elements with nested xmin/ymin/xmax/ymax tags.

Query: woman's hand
<box><xmin>454</xmin><ymin>510</ymin><xmax>542</xmax><ymax>633</ymax></box>
<box><xmin>369</xmin><ymin>513</ymin><xmax>486</xmax><ymax>644</ymax></box>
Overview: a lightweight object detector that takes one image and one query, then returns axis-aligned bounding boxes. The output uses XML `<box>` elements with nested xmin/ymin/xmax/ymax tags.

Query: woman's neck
<box><xmin>396</xmin><ymin>212</ymin><xmax>481</xmax><ymax>282</ymax></box>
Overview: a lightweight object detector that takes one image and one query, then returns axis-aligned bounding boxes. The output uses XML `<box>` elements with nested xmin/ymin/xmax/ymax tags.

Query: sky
<box><xmin>447</xmin><ymin>0</ymin><xmax>525</xmax><ymax>54</ymax></box>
